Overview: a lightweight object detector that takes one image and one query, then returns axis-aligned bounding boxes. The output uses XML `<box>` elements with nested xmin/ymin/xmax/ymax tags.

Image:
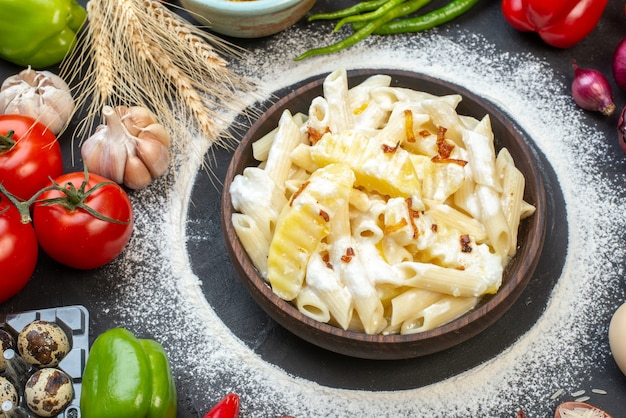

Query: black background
<box><xmin>1</xmin><ymin>0</ymin><xmax>626</xmax><ymax>416</ymax></box>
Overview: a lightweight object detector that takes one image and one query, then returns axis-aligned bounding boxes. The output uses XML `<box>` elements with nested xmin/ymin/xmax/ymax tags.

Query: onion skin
<box><xmin>572</xmin><ymin>63</ymin><xmax>615</xmax><ymax>116</ymax></box>
<box><xmin>613</xmin><ymin>37</ymin><xmax>626</xmax><ymax>92</ymax></box>
<box><xmin>619</xmin><ymin>106</ymin><xmax>626</xmax><ymax>155</ymax></box>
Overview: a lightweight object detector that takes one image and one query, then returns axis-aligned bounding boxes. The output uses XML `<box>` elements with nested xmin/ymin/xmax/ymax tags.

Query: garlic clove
<box><xmin>138</xmin><ymin>123</ymin><xmax>171</xmax><ymax>148</ymax></box>
<box><xmin>119</xmin><ymin>106</ymin><xmax>159</xmax><ymax>137</ymax></box>
<box><xmin>135</xmin><ymin>137</ymin><xmax>170</xmax><ymax>178</ymax></box>
<box><xmin>123</xmin><ymin>155</ymin><xmax>153</xmax><ymax>190</ymax></box>
<box><xmin>81</xmin><ymin>126</ymin><xmax>127</xmax><ymax>184</ymax></box>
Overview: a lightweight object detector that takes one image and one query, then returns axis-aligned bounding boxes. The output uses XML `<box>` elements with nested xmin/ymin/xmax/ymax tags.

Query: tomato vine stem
<box><xmin>0</xmin><ymin>166</ymin><xmax>130</xmax><ymax>225</ymax></box>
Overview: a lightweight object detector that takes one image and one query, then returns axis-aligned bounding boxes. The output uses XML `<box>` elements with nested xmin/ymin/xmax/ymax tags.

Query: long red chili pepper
<box><xmin>501</xmin><ymin>0</ymin><xmax>608</xmax><ymax>48</ymax></box>
<box><xmin>203</xmin><ymin>393</ymin><xmax>240</xmax><ymax>418</ymax></box>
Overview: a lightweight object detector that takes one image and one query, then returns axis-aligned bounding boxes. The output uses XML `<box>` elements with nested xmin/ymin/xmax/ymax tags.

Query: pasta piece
<box><xmin>252</xmin><ymin>127</ymin><xmax>277</xmax><ymax>163</ymax></box>
<box><xmin>307</xmin><ymin>96</ymin><xmax>331</xmax><ymax>142</ymax></box>
<box><xmin>230</xmin><ymin>167</ymin><xmax>287</xmax><ymax>241</ymax></box>
<box><xmin>329</xmin><ymin>195</ymin><xmax>386</xmax><ymax>335</ymax></box>
<box><xmin>310</xmin><ymin>130</ymin><xmax>422</xmax><ymax>198</ymax></box>
<box><xmin>393</xmin><ymin>261</ymin><xmax>496</xmax><ymax>297</ymax></box>
<box><xmin>289</xmin><ymin>143</ymin><xmax>319</xmax><ymax>173</ymax></box>
<box><xmin>520</xmin><ymin>200</ymin><xmax>536</xmax><ymax>219</ymax></box>
<box><xmin>496</xmin><ymin>148</ymin><xmax>526</xmax><ymax>255</ymax></box>
<box><xmin>232</xmin><ymin>213</ymin><xmax>270</xmax><ymax>278</ymax></box>
<box><xmin>340</xmin><ymin>248</ymin><xmax>387</xmax><ymax>334</ymax></box>
<box><xmin>347</xmin><ymin>74</ymin><xmax>392</xmax><ymax>106</ymax></box>
<box><xmin>374</xmin><ymin>104</ymin><xmax>430</xmax><ymax>148</ymax></box>
<box><xmin>296</xmin><ymin>285</ymin><xmax>331</xmax><ymax>323</ymax></box>
<box><xmin>348</xmin><ymin>188</ymin><xmax>371</xmax><ymax>213</ymax></box>
<box><xmin>416</xmin><ymin>155</ymin><xmax>466</xmax><ymax>202</ymax></box>
<box><xmin>323</xmin><ymin>68</ymin><xmax>354</xmax><ymax>133</ymax></box>
<box><xmin>382</xmin><ymin>197</ymin><xmax>416</xmax><ymax>246</ymax></box>
<box><xmin>462</xmin><ymin>116</ymin><xmax>501</xmax><ymax>192</ymax></box>
<box><xmin>400</xmin><ymin>128</ymin><xmax>438</xmax><ymax>157</ymax></box>
<box><xmin>349</xmin><ymin>74</ymin><xmax>392</xmax><ymax>131</ymax></box>
<box><xmin>252</xmin><ymin>112</ymin><xmax>307</xmax><ymax>162</ymax></box>
<box><xmin>267</xmin><ymin>163</ymin><xmax>355</xmax><ymax>300</ymax></box>
<box><xmin>370</xmin><ymin>86</ymin><xmax>462</xmax><ymax>110</ymax></box>
<box><xmin>264</xmin><ymin>110</ymin><xmax>306</xmax><ymax>191</ymax></box>
<box><xmin>400</xmin><ymin>295</ymin><xmax>479</xmax><ymax>334</ymax></box>
<box><xmin>424</xmin><ymin>199</ymin><xmax>488</xmax><ymax>243</ymax></box>
<box><xmin>381</xmin><ymin>236</ymin><xmax>414</xmax><ymax>265</ymax></box>
<box><xmin>305</xmin><ymin>249</ymin><xmax>353</xmax><ymax>329</ymax></box>
<box><xmin>390</xmin><ymin>288</ymin><xmax>442</xmax><ymax>327</ymax></box>
<box><xmin>476</xmin><ymin>184</ymin><xmax>511</xmax><ymax>257</ymax></box>
<box><xmin>351</xmin><ymin>211</ymin><xmax>384</xmax><ymax>243</ymax></box>
<box><xmin>421</xmin><ymin>99</ymin><xmax>467</xmax><ymax>146</ymax></box>
<box><xmin>452</xmin><ymin>175</ymin><xmax>482</xmax><ymax>220</ymax></box>
<box><xmin>355</xmin><ymin>236</ymin><xmax>400</xmax><ymax>286</ymax></box>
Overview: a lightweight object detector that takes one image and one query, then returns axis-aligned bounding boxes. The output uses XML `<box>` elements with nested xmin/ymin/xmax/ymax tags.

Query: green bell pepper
<box><xmin>0</xmin><ymin>0</ymin><xmax>86</xmax><ymax>68</ymax></box>
<box><xmin>80</xmin><ymin>328</ymin><xmax>178</xmax><ymax>418</ymax></box>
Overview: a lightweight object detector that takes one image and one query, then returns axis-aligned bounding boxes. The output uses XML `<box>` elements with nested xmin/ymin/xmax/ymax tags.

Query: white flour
<box><xmin>100</xmin><ymin>25</ymin><xmax>625</xmax><ymax>417</ymax></box>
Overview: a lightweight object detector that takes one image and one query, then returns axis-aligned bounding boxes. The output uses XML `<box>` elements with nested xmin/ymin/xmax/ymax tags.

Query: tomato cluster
<box><xmin>0</xmin><ymin>115</ymin><xmax>134</xmax><ymax>303</ymax></box>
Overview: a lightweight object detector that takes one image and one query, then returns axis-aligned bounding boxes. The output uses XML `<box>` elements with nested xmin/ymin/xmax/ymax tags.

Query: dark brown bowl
<box><xmin>221</xmin><ymin>69</ymin><xmax>547</xmax><ymax>360</ymax></box>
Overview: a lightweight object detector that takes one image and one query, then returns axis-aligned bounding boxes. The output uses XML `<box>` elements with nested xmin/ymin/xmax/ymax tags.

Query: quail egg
<box><xmin>609</xmin><ymin>302</ymin><xmax>626</xmax><ymax>376</ymax></box>
<box><xmin>0</xmin><ymin>376</ymin><xmax>19</xmax><ymax>418</ymax></box>
<box><xmin>0</xmin><ymin>329</ymin><xmax>15</xmax><ymax>372</ymax></box>
<box><xmin>17</xmin><ymin>320</ymin><xmax>70</xmax><ymax>367</ymax></box>
<box><xmin>24</xmin><ymin>368</ymin><xmax>73</xmax><ymax>417</ymax></box>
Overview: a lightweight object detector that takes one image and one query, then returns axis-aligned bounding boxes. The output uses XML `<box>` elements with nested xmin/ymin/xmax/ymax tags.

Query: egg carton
<box><xmin>0</xmin><ymin>305</ymin><xmax>89</xmax><ymax>418</ymax></box>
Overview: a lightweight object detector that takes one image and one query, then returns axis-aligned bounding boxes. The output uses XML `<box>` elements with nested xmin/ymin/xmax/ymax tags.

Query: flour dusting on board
<box><xmin>102</xmin><ymin>25</ymin><xmax>625</xmax><ymax>417</ymax></box>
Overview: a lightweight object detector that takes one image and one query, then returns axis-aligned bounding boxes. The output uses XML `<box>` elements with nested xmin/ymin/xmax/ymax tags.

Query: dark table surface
<box><xmin>2</xmin><ymin>0</ymin><xmax>626</xmax><ymax>417</ymax></box>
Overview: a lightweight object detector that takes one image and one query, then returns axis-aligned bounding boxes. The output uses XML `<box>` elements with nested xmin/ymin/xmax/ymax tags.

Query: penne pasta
<box><xmin>323</xmin><ymin>68</ymin><xmax>354</xmax><ymax>133</ymax></box>
<box><xmin>390</xmin><ymin>288</ymin><xmax>442</xmax><ymax>327</ymax></box>
<box><xmin>401</xmin><ymin>295</ymin><xmax>479</xmax><ymax>334</ymax></box>
<box><xmin>393</xmin><ymin>261</ymin><xmax>491</xmax><ymax>298</ymax></box>
<box><xmin>296</xmin><ymin>285</ymin><xmax>331</xmax><ymax>324</ymax></box>
<box><xmin>232</xmin><ymin>213</ymin><xmax>270</xmax><ymax>278</ymax></box>
<box><xmin>230</xmin><ymin>68</ymin><xmax>536</xmax><ymax>335</ymax></box>
<box><xmin>264</xmin><ymin>110</ymin><xmax>306</xmax><ymax>191</ymax></box>
<box><xmin>476</xmin><ymin>184</ymin><xmax>511</xmax><ymax>257</ymax></box>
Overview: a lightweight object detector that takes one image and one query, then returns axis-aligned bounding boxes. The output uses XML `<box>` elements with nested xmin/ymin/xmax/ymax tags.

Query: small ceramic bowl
<box><xmin>179</xmin><ymin>0</ymin><xmax>316</xmax><ymax>38</ymax></box>
<box><xmin>554</xmin><ymin>402</ymin><xmax>613</xmax><ymax>418</ymax></box>
<box><xmin>221</xmin><ymin>69</ymin><xmax>547</xmax><ymax>360</ymax></box>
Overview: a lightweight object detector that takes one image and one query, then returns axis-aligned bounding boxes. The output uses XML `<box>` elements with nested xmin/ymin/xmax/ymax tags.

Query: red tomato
<box><xmin>0</xmin><ymin>115</ymin><xmax>63</xmax><ymax>201</ymax></box>
<box><xmin>32</xmin><ymin>172</ymin><xmax>134</xmax><ymax>270</ymax></box>
<box><xmin>0</xmin><ymin>193</ymin><xmax>38</xmax><ymax>303</ymax></box>
<box><xmin>204</xmin><ymin>393</ymin><xmax>240</xmax><ymax>418</ymax></box>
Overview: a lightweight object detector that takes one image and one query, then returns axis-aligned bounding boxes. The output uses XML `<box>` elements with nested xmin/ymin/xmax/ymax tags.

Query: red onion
<box><xmin>613</xmin><ymin>37</ymin><xmax>626</xmax><ymax>92</ymax></box>
<box><xmin>617</xmin><ymin>106</ymin><xmax>626</xmax><ymax>153</ymax></box>
<box><xmin>571</xmin><ymin>63</ymin><xmax>616</xmax><ymax>116</ymax></box>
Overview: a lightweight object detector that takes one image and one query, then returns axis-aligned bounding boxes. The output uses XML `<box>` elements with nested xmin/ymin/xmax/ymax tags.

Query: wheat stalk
<box><xmin>60</xmin><ymin>0</ymin><xmax>255</xmax><ymax>165</ymax></box>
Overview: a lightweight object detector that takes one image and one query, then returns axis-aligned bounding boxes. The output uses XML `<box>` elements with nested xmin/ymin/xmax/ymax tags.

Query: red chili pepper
<box><xmin>203</xmin><ymin>393</ymin><xmax>240</xmax><ymax>418</ymax></box>
<box><xmin>501</xmin><ymin>0</ymin><xmax>608</xmax><ymax>48</ymax></box>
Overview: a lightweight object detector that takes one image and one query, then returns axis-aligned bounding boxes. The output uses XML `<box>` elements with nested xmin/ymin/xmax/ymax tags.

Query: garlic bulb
<box><xmin>81</xmin><ymin>105</ymin><xmax>171</xmax><ymax>190</ymax></box>
<box><xmin>0</xmin><ymin>67</ymin><xmax>74</xmax><ymax>135</ymax></box>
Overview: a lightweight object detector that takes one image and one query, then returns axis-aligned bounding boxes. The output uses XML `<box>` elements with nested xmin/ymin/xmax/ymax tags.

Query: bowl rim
<box><xmin>221</xmin><ymin>68</ymin><xmax>547</xmax><ymax>359</ymax></box>
<box><xmin>180</xmin><ymin>0</ymin><xmax>307</xmax><ymax>13</ymax></box>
